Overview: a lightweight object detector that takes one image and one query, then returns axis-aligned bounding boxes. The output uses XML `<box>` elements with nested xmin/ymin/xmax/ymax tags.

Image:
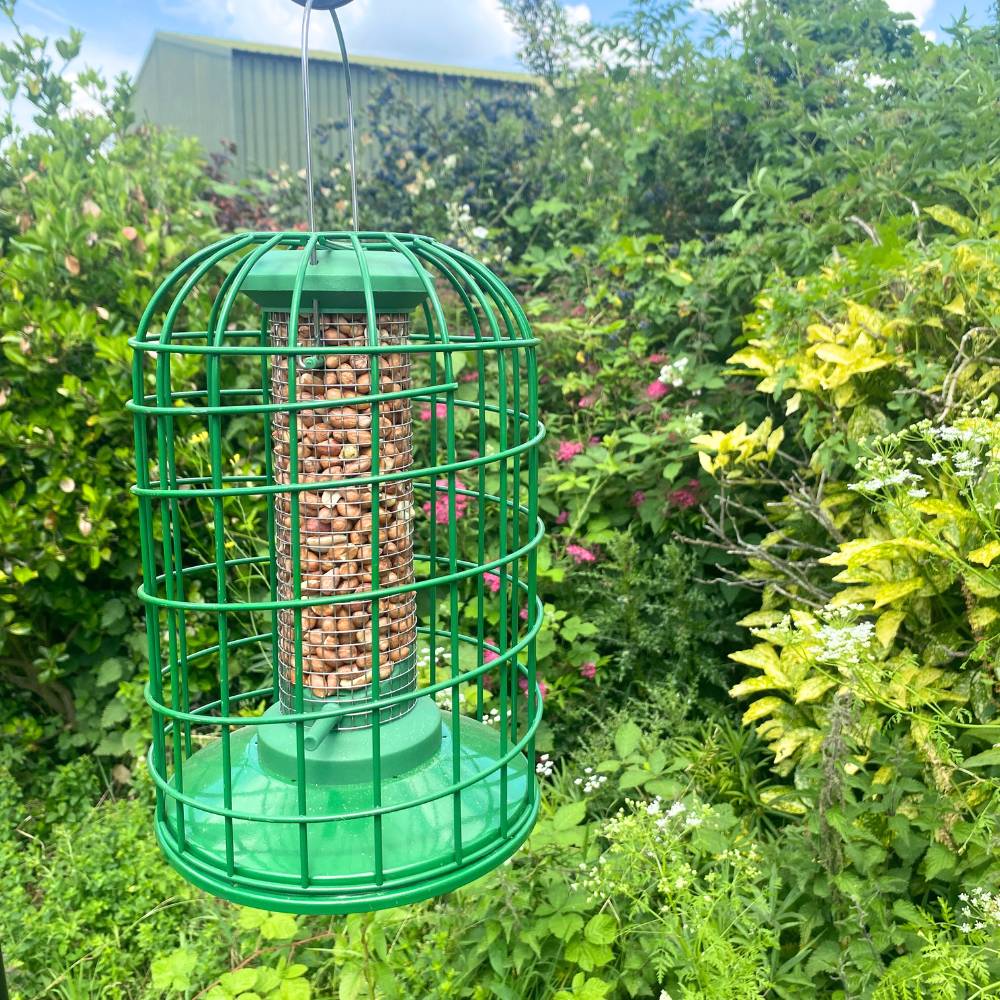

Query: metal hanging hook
<box><xmin>295</xmin><ymin>0</ymin><xmax>359</xmax><ymax>262</ymax></box>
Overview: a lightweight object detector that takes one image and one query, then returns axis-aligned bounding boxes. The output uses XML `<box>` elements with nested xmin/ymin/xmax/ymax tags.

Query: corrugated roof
<box><xmin>150</xmin><ymin>31</ymin><xmax>536</xmax><ymax>85</ymax></box>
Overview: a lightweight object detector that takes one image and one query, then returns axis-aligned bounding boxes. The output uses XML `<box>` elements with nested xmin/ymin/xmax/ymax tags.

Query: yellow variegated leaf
<box><xmin>821</xmin><ymin>538</ymin><xmax>941</xmax><ymax>566</ymax></box>
<box><xmin>968</xmin><ymin>605</ymin><xmax>999</xmax><ymax>631</ymax></box>
<box><xmin>794</xmin><ymin>676</ymin><xmax>838</xmax><ymax>703</ymax></box>
<box><xmin>924</xmin><ymin>203</ymin><xmax>974</xmax><ymax>236</ymax></box>
<box><xmin>698</xmin><ymin>450</ymin><xmax>715</xmax><ymax>474</ymax></box>
<box><xmin>766</xmin><ymin>426</ymin><xmax>785</xmax><ymax>456</ymax></box>
<box><xmin>912</xmin><ymin>498</ymin><xmax>974</xmax><ymax>521</ymax></box>
<box><xmin>811</xmin><ymin>343</ymin><xmax>855</xmax><ymax>365</ymax></box>
<box><xmin>737</xmin><ymin>610</ymin><xmax>786</xmax><ymax>627</ymax></box>
<box><xmin>944</xmin><ymin>293</ymin><xmax>966</xmax><ymax>316</ymax></box>
<box><xmin>729</xmin><ymin>643</ymin><xmax>781</xmax><ymax>673</ymax></box>
<box><xmin>727</xmin><ymin>349</ymin><xmax>775</xmax><ymax>374</ymax></box>
<box><xmin>867</xmin><ymin>578</ymin><xmax>924</xmax><ymax>608</ymax></box>
<box><xmin>872</xmin><ymin>765</ymin><xmax>894</xmax><ymax>786</ymax></box>
<box><xmin>729</xmin><ymin>675</ymin><xmax>776</xmax><ymax>698</ymax></box>
<box><xmin>742</xmin><ymin>696</ymin><xmax>786</xmax><ymax>723</ymax></box>
<box><xmin>833</xmin><ymin>384</ymin><xmax>855</xmax><ymax>407</ymax></box>
<box><xmin>771</xmin><ymin>730</ymin><xmax>810</xmax><ymax>763</ymax></box>
<box><xmin>785</xmin><ymin>391</ymin><xmax>802</xmax><ymax>415</ymax></box>
<box><xmin>968</xmin><ymin>541</ymin><xmax>1000</xmax><ymax>567</ymax></box>
<box><xmin>964</xmin><ymin>572</ymin><xmax>1000</xmax><ymax>598</ymax></box>
<box><xmin>806</xmin><ymin>323</ymin><xmax>833</xmax><ymax>341</ymax></box>
<box><xmin>875</xmin><ymin>610</ymin><xmax>906</xmax><ymax>647</ymax></box>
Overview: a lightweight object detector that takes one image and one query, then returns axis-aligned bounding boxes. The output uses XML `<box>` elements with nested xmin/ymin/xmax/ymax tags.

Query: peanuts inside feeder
<box><xmin>271</xmin><ymin>311</ymin><xmax>417</xmax><ymax>727</ymax></box>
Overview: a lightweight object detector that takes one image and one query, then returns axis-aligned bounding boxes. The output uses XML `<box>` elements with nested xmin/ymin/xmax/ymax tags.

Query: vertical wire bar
<box><xmin>423</xmin><ymin>300</ymin><xmax>439</xmax><ymax>688</ymax></box>
<box><xmin>286</xmin><ymin>236</ymin><xmax>319</xmax><ymax>887</ymax></box>
<box><xmin>509</xmin><ymin>348</ymin><xmax>523</xmax><ymax>755</ymax></box>
<box><xmin>133</xmin><ymin>350</ymin><xmax>167</xmax><ymax>833</ymax></box>
<box><xmin>525</xmin><ymin>348</ymin><xmax>541</xmax><ymax>787</ymax></box>
<box><xmin>204</xmin><ymin>234</ymin><xmax>285</xmax><ymax>879</ymax></box>
<box><xmin>495</xmin><ymin>338</ymin><xmax>511</xmax><ymax>839</ymax></box>
<box><xmin>348</xmin><ymin>233</ymin><xmax>384</xmax><ymax>884</ymax></box>
<box><xmin>259</xmin><ymin>310</ymin><xmax>281</xmax><ymax>696</ymax></box>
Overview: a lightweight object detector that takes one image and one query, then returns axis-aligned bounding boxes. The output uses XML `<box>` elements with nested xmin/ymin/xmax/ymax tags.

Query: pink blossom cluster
<box><xmin>580</xmin><ymin>661</ymin><xmax>597</xmax><ymax>680</ymax></box>
<box><xmin>519</xmin><ymin>676</ymin><xmax>549</xmax><ymax>700</ymax></box>
<box><xmin>419</xmin><ymin>402</ymin><xmax>450</xmax><ymax>421</ymax></box>
<box><xmin>483</xmin><ymin>571</ymin><xmax>502</xmax><ymax>594</ymax></box>
<box><xmin>556</xmin><ymin>439</ymin><xmax>585</xmax><ymax>462</ymax></box>
<box><xmin>422</xmin><ymin>478</ymin><xmax>468</xmax><ymax>523</ymax></box>
<box><xmin>646</xmin><ymin>380</ymin><xmax>669</xmax><ymax>400</ymax></box>
<box><xmin>566</xmin><ymin>543</ymin><xmax>596</xmax><ymax>564</ymax></box>
<box><xmin>668</xmin><ymin>478</ymin><xmax>702</xmax><ymax>509</ymax></box>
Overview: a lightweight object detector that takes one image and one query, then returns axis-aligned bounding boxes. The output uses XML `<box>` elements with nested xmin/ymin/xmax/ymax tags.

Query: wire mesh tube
<box><xmin>270</xmin><ymin>312</ymin><xmax>417</xmax><ymax>729</ymax></box>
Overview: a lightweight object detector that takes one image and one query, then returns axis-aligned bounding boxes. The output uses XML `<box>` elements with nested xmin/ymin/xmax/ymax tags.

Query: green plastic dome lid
<box><xmin>241</xmin><ymin>244</ymin><xmax>430</xmax><ymax>312</ymax></box>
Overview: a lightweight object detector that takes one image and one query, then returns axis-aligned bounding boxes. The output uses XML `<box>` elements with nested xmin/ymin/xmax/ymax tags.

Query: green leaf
<box><xmin>220</xmin><ymin>969</ymin><xmax>260</xmax><ymax>994</ymax></box>
<box><xmin>962</xmin><ymin>748</ymin><xmax>1000</xmax><ymax>768</ymax></box>
<box><xmin>922</xmin><ymin>843</ymin><xmax>957</xmax><ymax>880</ymax></box>
<box><xmin>151</xmin><ymin>948</ymin><xmax>198</xmax><ymax>991</ymax></box>
<box><xmin>613</xmin><ymin>721</ymin><xmax>641</xmax><ymax>758</ymax></box>
<box><xmin>551</xmin><ymin>800</ymin><xmax>588</xmax><ymax>830</ymax></box>
<box><xmin>260</xmin><ymin>912</ymin><xmax>298</xmax><ymax>940</ymax></box>
<box><xmin>584</xmin><ymin>913</ymin><xmax>617</xmax><ymax>945</ymax></box>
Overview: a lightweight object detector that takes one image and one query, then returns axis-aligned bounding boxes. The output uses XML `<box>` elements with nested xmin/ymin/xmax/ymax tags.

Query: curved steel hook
<box><xmin>299</xmin><ymin>0</ymin><xmax>359</xmax><ymax>257</ymax></box>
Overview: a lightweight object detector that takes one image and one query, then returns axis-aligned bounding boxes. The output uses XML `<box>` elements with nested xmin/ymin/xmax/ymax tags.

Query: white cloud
<box><xmin>692</xmin><ymin>0</ymin><xmax>935</xmax><ymax>25</ymax></box>
<box><xmin>565</xmin><ymin>4</ymin><xmax>592</xmax><ymax>25</ymax></box>
<box><xmin>885</xmin><ymin>0</ymin><xmax>935</xmax><ymax>26</ymax></box>
<box><xmin>164</xmin><ymin>0</ymin><xmax>527</xmax><ymax>70</ymax></box>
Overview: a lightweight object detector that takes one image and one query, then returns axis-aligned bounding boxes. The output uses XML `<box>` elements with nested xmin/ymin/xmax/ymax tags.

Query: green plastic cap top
<box><xmin>241</xmin><ymin>246</ymin><xmax>430</xmax><ymax>313</ymax></box>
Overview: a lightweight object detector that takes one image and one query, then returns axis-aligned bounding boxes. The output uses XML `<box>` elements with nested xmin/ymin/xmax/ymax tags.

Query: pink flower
<box><xmin>588</xmin><ymin>435</ymin><xmax>601</xmax><ymax>446</ymax></box>
<box><xmin>483</xmin><ymin>571</ymin><xmax>501</xmax><ymax>594</ymax></box>
<box><xmin>667</xmin><ymin>487</ymin><xmax>699</xmax><ymax>509</ymax></box>
<box><xmin>631</xmin><ymin>490</ymin><xmax>646</xmax><ymax>507</ymax></box>
<box><xmin>646</xmin><ymin>380</ymin><xmax>668</xmax><ymax>400</ymax></box>
<box><xmin>519</xmin><ymin>676</ymin><xmax>548</xmax><ymax>700</ymax></box>
<box><xmin>419</xmin><ymin>402</ymin><xmax>449</xmax><ymax>421</ymax></box>
<box><xmin>555</xmin><ymin>510</ymin><xmax>569</xmax><ymax>525</ymax></box>
<box><xmin>566</xmin><ymin>543</ymin><xmax>596</xmax><ymax>564</ymax></box>
<box><xmin>556</xmin><ymin>439</ymin><xmax>585</xmax><ymax>462</ymax></box>
<box><xmin>484</xmin><ymin>646</ymin><xmax>500</xmax><ymax>664</ymax></box>
<box><xmin>422</xmin><ymin>478</ymin><xmax>468</xmax><ymax>523</ymax></box>
<box><xmin>519</xmin><ymin>607</ymin><xmax>529</xmax><ymax>621</ymax></box>
<box><xmin>580</xmin><ymin>661</ymin><xmax>597</xmax><ymax>680</ymax></box>
<box><xmin>648</xmin><ymin>353</ymin><xmax>666</xmax><ymax>363</ymax></box>
<box><xmin>468</xmin><ymin>449</ymin><xmax>480</xmax><ymax>460</ymax></box>
<box><xmin>461</xmin><ymin>371</ymin><xmax>479</xmax><ymax>382</ymax></box>
<box><xmin>578</xmin><ymin>392</ymin><xmax>598</xmax><ymax>409</ymax></box>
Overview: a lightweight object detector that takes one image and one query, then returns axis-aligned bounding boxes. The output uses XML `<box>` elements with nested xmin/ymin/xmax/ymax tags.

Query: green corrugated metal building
<box><xmin>132</xmin><ymin>31</ymin><xmax>534</xmax><ymax>177</ymax></box>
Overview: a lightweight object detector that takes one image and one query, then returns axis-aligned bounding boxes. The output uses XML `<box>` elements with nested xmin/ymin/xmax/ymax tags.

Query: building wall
<box><xmin>132</xmin><ymin>33</ymin><xmax>532</xmax><ymax>178</ymax></box>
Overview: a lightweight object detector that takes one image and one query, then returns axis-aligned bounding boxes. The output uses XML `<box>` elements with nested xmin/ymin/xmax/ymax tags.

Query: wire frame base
<box><xmin>270</xmin><ymin>311</ymin><xmax>416</xmax><ymax>729</ymax></box>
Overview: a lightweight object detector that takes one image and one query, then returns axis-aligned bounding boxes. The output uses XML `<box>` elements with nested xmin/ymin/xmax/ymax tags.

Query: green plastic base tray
<box><xmin>154</xmin><ymin>701</ymin><xmax>538</xmax><ymax>913</ymax></box>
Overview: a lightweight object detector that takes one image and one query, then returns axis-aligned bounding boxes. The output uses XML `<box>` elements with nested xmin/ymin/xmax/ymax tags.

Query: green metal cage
<box><xmin>128</xmin><ymin>231</ymin><xmax>544</xmax><ymax>913</ymax></box>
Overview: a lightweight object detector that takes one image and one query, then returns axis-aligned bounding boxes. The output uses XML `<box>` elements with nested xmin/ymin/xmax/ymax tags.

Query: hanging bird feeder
<box><xmin>128</xmin><ymin>0</ymin><xmax>544</xmax><ymax>914</ymax></box>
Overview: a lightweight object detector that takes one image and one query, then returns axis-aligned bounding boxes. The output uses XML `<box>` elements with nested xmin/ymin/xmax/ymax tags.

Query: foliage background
<box><xmin>2</xmin><ymin>0</ymin><xmax>1000</xmax><ymax>996</ymax></box>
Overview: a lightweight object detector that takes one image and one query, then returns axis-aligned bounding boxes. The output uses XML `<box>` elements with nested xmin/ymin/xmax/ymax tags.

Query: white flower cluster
<box><xmin>811</xmin><ymin>604</ymin><xmax>875</xmax><ymax>665</ymax></box>
<box><xmin>958</xmin><ymin>886</ymin><xmax>1000</xmax><ymax>933</ymax></box>
<box><xmin>574</xmin><ymin>766</ymin><xmax>607</xmax><ymax>794</ymax></box>
<box><xmin>658</xmin><ymin>357</ymin><xmax>689</xmax><ymax>387</ymax></box>
<box><xmin>848</xmin><ymin>466</ymin><xmax>923</xmax><ymax>493</ymax></box>
<box><xmin>535</xmin><ymin>753</ymin><xmax>554</xmax><ymax>778</ymax></box>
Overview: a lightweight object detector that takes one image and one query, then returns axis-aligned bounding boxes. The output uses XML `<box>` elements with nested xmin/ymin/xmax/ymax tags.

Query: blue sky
<box><xmin>4</xmin><ymin>0</ymin><xmax>995</xmax><ymax>83</ymax></box>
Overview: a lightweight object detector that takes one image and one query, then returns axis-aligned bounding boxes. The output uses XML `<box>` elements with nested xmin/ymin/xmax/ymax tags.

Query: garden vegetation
<box><xmin>1</xmin><ymin>0</ymin><xmax>1000</xmax><ymax>996</ymax></box>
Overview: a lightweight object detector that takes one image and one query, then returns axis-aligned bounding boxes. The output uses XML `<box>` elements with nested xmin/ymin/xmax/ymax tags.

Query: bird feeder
<box><xmin>127</xmin><ymin>1</ymin><xmax>543</xmax><ymax>914</ymax></box>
